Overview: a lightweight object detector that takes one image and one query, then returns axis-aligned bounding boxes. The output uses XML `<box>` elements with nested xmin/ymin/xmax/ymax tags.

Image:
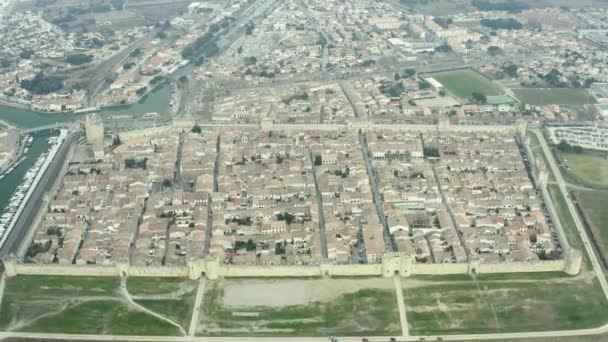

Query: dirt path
<box><xmin>120</xmin><ymin>277</ymin><xmax>187</xmax><ymax>335</ymax></box>
<box><xmin>393</xmin><ymin>275</ymin><xmax>409</xmax><ymax>336</ymax></box>
<box><xmin>471</xmin><ymin>274</ymin><xmax>500</xmax><ymax>332</ymax></box>
<box><xmin>188</xmin><ymin>277</ymin><xmax>206</xmax><ymax>336</ymax></box>
<box><xmin>7</xmin><ymin>302</ymin><xmax>70</xmax><ymax>332</ymax></box>
<box><xmin>0</xmin><ymin>274</ymin><xmax>5</xmax><ymax>312</ymax></box>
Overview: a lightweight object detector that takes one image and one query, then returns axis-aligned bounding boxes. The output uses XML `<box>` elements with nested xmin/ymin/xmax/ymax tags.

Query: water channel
<box><xmin>0</xmin><ymin>83</ymin><xmax>172</xmax><ymax>129</ymax></box>
<box><xmin>0</xmin><ymin>130</ymin><xmax>55</xmax><ymax>217</ymax></box>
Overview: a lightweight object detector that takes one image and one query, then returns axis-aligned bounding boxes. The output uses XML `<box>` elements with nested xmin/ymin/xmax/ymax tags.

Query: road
<box><xmin>21</xmin><ymin>123</ymin><xmax>73</xmax><ymax>134</ymax></box>
<box><xmin>7</xmin><ymin>326</ymin><xmax>608</xmax><ymax>342</ymax></box>
<box><xmin>0</xmin><ymin>131</ymin><xmax>76</xmax><ymax>258</ymax></box>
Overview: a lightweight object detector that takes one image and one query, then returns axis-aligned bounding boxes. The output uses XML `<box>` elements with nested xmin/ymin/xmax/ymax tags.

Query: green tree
<box><xmin>20</xmin><ymin>73</ymin><xmax>64</xmax><ymax>94</ymax></box>
<box><xmin>130</xmin><ymin>48</ymin><xmax>142</xmax><ymax>57</ymax></box>
<box><xmin>20</xmin><ymin>49</ymin><xmax>34</xmax><ymax>59</ymax></box>
<box><xmin>314</xmin><ymin>155</ymin><xmax>322</xmax><ymax>166</ymax></box>
<box><xmin>471</xmin><ymin>92</ymin><xmax>487</xmax><ymax>104</ymax></box>
<box><xmin>181</xmin><ymin>46</ymin><xmax>194</xmax><ymax>59</ymax></box>
<box><xmin>487</xmin><ymin>46</ymin><xmax>503</xmax><ymax>56</ymax></box>
<box><xmin>65</xmin><ymin>54</ymin><xmax>93</xmax><ymax>65</ymax></box>
<box><xmin>435</xmin><ymin>44</ymin><xmax>452</xmax><ymax>53</ymax></box>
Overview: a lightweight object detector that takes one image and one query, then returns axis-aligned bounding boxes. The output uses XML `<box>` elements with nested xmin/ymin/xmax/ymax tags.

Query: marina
<box><xmin>0</xmin><ymin>130</ymin><xmax>59</xmax><ymax>240</ymax></box>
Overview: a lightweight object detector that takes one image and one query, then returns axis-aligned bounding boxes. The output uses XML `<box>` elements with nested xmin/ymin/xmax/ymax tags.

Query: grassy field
<box><xmin>429</xmin><ymin>69</ymin><xmax>502</xmax><ymax>100</ymax></box>
<box><xmin>513</xmin><ymin>88</ymin><xmax>596</xmax><ymax>106</ymax></box>
<box><xmin>127</xmin><ymin>277</ymin><xmax>196</xmax><ymax>295</ymax></box>
<box><xmin>558</xmin><ymin>151</ymin><xmax>608</xmax><ymax>189</ymax></box>
<box><xmin>128</xmin><ymin>277</ymin><xmax>198</xmax><ymax>329</ymax></box>
<box><xmin>22</xmin><ymin>300</ymin><xmax>180</xmax><ymax>335</ymax></box>
<box><xmin>575</xmin><ymin>190</ymin><xmax>608</xmax><ymax>260</ymax></box>
<box><xmin>0</xmin><ymin>275</ymin><xmax>183</xmax><ymax>335</ymax></box>
<box><xmin>412</xmin><ymin>271</ymin><xmax>570</xmax><ymax>282</ymax></box>
<box><xmin>198</xmin><ymin>278</ymin><xmax>400</xmax><ymax>336</ymax></box>
<box><xmin>547</xmin><ymin>184</ymin><xmax>589</xmax><ymax>264</ymax></box>
<box><xmin>404</xmin><ymin>276</ymin><xmax>608</xmax><ymax>335</ymax></box>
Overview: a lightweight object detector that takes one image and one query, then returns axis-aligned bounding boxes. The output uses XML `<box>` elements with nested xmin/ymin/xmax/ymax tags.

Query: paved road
<box><xmin>6</xmin><ymin>327</ymin><xmax>608</xmax><ymax>342</ymax></box>
<box><xmin>21</xmin><ymin>123</ymin><xmax>72</xmax><ymax>134</ymax></box>
<box><xmin>0</xmin><ymin>132</ymin><xmax>76</xmax><ymax>258</ymax></box>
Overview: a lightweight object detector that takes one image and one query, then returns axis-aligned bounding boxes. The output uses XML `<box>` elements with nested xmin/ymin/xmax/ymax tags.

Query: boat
<box><xmin>143</xmin><ymin>112</ymin><xmax>159</xmax><ymax>119</ymax></box>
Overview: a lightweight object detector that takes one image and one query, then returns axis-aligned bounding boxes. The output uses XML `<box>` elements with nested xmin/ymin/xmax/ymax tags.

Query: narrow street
<box><xmin>358</xmin><ymin>132</ymin><xmax>395</xmax><ymax>253</ymax></box>
<box><xmin>309</xmin><ymin>148</ymin><xmax>328</xmax><ymax>259</ymax></box>
<box><xmin>174</xmin><ymin>132</ymin><xmax>185</xmax><ymax>188</ymax></box>
<box><xmin>421</xmin><ymin>133</ymin><xmax>469</xmax><ymax>262</ymax></box>
<box><xmin>204</xmin><ymin>135</ymin><xmax>221</xmax><ymax>255</ymax></box>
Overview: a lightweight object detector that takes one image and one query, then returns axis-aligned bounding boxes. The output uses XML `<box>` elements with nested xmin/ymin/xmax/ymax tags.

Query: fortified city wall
<box><xmin>2</xmin><ymin>250</ymin><xmax>583</xmax><ymax>280</ymax></box>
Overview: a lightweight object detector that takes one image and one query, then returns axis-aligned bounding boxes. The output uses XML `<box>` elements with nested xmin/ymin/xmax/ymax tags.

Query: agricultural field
<box><xmin>0</xmin><ymin>275</ymin><xmax>190</xmax><ymax>335</ymax></box>
<box><xmin>513</xmin><ymin>88</ymin><xmax>596</xmax><ymax>106</ymax></box>
<box><xmin>575</xmin><ymin>191</ymin><xmax>608</xmax><ymax>260</ymax></box>
<box><xmin>404</xmin><ymin>274</ymin><xmax>608</xmax><ymax>335</ymax></box>
<box><xmin>428</xmin><ymin>69</ymin><xmax>502</xmax><ymax>100</ymax></box>
<box><xmin>558</xmin><ymin>151</ymin><xmax>608</xmax><ymax>189</ymax></box>
<box><xmin>197</xmin><ymin>277</ymin><xmax>401</xmax><ymax>337</ymax></box>
<box><xmin>554</xmin><ymin>150</ymin><xmax>608</xmax><ymax>263</ymax></box>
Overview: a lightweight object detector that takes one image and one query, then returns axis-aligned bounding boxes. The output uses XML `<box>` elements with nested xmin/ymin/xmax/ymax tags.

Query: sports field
<box><xmin>429</xmin><ymin>69</ymin><xmax>502</xmax><ymax>99</ymax></box>
<box><xmin>513</xmin><ymin>88</ymin><xmax>596</xmax><ymax>106</ymax></box>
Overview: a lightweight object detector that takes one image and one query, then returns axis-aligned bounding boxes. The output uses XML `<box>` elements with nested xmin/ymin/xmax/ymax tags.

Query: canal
<box><xmin>0</xmin><ymin>83</ymin><xmax>172</xmax><ymax>129</ymax></box>
<box><xmin>0</xmin><ymin>130</ymin><xmax>56</xmax><ymax>215</ymax></box>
